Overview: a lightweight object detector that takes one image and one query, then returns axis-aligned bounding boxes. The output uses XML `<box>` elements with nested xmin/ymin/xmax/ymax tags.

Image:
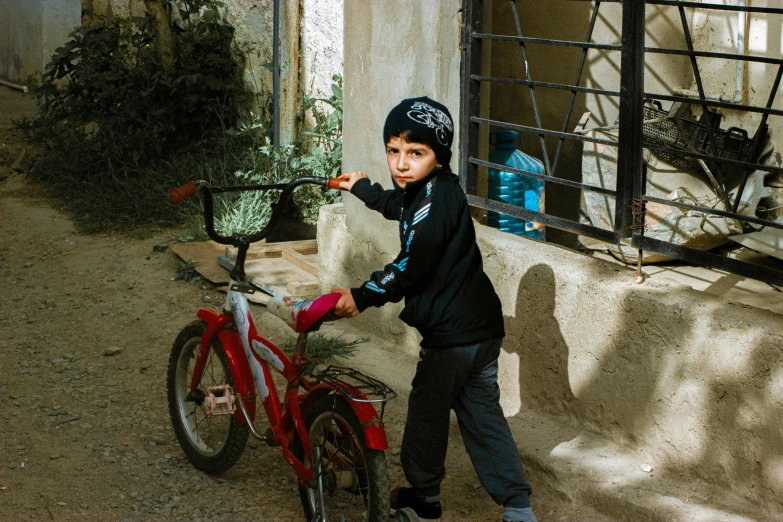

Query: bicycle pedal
<box><xmin>204</xmin><ymin>385</ymin><xmax>236</xmax><ymax>416</ymax></box>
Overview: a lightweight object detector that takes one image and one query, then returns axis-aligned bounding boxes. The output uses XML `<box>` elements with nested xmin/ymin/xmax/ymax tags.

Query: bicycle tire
<box><xmin>296</xmin><ymin>394</ymin><xmax>389</xmax><ymax>522</ymax></box>
<box><xmin>167</xmin><ymin>319</ymin><xmax>249</xmax><ymax>474</ymax></box>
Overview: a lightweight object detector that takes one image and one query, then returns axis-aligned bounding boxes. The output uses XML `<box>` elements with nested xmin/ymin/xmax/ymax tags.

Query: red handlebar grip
<box><xmin>167</xmin><ymin>181</ymin><xmax>198</xmax><ymax>205</ymax></box>
<box><xmin>326</xmin><ymin>178</ymin><xmax>343</xmax><ymax>190</ymax></box>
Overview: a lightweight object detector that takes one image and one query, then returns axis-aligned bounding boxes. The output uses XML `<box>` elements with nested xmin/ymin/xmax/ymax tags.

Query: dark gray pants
<box><xmin>400</xmin><ymin>338</ymin><xmax>533</xmax><ymax>509</ymax></box>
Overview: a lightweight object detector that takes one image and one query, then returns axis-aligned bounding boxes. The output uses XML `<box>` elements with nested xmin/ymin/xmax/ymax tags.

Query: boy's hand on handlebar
<box><xmin>337</xmin><ymin>172</ymin><xmax>368</xmax><ymax>191</ymax></box>
<box><xmin>332</xmin><ymin>288</ymin><xmax>360</xmax><ymax>318</ymax></box>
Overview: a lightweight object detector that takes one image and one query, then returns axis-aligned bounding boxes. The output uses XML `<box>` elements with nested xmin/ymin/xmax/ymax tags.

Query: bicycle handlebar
<box><xmin>326</xmin><ymin>177</ymin><xmax>343</xmax><ymax>191</ymax></box>
<box><xmin>167</xmin><ymin>181</ymin><xmax>198</xmax><ymax>205</ymax></box>
<box><xmin>167</xmin><ymin>176</ymin><xmax>344</xmax><ymax>247</ymax></box>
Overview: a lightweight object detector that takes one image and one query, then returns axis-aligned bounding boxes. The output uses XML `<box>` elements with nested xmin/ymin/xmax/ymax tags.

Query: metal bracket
<box><xmin>229</xmin><ymin>282</ymin><xmax>256</xmax><ymax>294</ymax></box>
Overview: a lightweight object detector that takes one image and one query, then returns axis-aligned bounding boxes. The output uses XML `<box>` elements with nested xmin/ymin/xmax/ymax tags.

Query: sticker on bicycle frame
<box><xmin>251</xmin><ymin>339</ymin><xmax>285</xmax><ymax>372</ymax></box>
<box><xmin>230</xmin><ymin>292</ymin><xmax>271</xmax><ymax>400</ymax></box>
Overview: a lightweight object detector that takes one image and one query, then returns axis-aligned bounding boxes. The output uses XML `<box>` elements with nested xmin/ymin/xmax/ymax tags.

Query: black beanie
<box><xmin>383</xmin><ymin>96</ymin><xmax>454</xmax><ymax>169</ymax></box>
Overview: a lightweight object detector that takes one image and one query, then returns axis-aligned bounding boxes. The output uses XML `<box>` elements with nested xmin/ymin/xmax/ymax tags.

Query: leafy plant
<box><xmin>175</xmin><ymin>77</ymin><xmax>344</xmax><ymax>239</ymax></box>
<box><xmin>284</xmin><ymin>333</ymin><xmax>366</xmax><ymax>365</ymax></box>
<box><xmin>19</xmin><ymin>1</ymin><xmax>343</xmax><ymax>237</ymax></box>
<box><xmin>20</xmin><ymin>0</ymin><xmax>254</xmax><ymax>232</ymax></box>
<box><xmin>175</xmin><ymin>258</ymin><xmax>201</xmax><ymax>283</ymax></box>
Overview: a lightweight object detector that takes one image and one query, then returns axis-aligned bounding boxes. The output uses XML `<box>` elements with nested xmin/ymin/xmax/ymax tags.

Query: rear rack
<box><xmin>308</xmin><ymin>365</ymin><xmax>398</xmax><ymax>409</ymax></box>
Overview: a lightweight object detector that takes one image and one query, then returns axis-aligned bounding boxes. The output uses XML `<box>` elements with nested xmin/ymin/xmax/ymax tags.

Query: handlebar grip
<box><xmin>326</xmin><ymin>178</ymin><xmax>343</xmax><ymax>190</ymax></box>
<box><xmin>167</xmin><ymin>182</ymin><xmax>198</xmax><ymax>205</ymax></box>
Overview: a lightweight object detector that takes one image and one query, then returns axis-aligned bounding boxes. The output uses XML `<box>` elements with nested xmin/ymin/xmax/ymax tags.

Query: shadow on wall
<box><xmin>502</xmin><ymin>264</ymin><xmax>577</xmax><ymax>417</ymax></box>
<box><xmin>503</xmin><ymin>258</ymin><xmax>783</xmax><ymax>514</ymax></box>
<box><xmin>578</xmin><ymin>279</ymin><xmax>783</xmax><ymax>514</ymax></box>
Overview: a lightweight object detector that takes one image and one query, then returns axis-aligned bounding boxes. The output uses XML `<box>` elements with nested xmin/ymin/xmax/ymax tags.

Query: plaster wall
<box><xmin>319</xmin><ymin>202</ymin><xmax>783</xmax><ymax>512</ymax></box>
<box><xmin>1</xmin><ymin>0</ymin><xmax>79</xmax><ymax>83</ymax></box>
<box><xmin>339</xmin><ymin>0</ymin><xmax>463</xmax><ymax>347</ymax></box>
<box><xmin>332</xmin><ymin>1</ymin><xmax>783</xmax><ymax>511</ymax></box>
<box><xmin>688</xmin><ymin>0</ymin><xmax>783</xmax><ymax>158</ymax></box>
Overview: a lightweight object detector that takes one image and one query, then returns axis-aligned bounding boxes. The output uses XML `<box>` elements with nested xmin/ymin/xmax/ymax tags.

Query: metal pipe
<box><xmin>295</xmin><ymin>333</ymin><xmax>308</xmax><ymax>357</ymax></box>
<box><xmin>0</xmin><ymin>78</ymin><xmax>28</xmax><ymax>93</ymax></box>
<box><xmin>734</xmin><ymin>0</ymin><xmax>746</xmax><ymax>103</ymax></box>
<box><xmin>552</xmin><ymin>1</ymin><xmax>602</xmax><ymax>176</ymax></box>
<box><xmin>510</xmin><ymin>0</ymin><xmax>552</xmax><ymax>175</ymax></box>
<box><xmin>458</xmin><ymin>0</ymin><xmax>483</xmax><ymax>194</ymax></box>
<box><xmin>235</xmin><ymin>394</ymin><xmax>267</xmax><ymax>441</ymax></box>
<box><xmin>647</xmin><ymin>0</ymin><xmax>783</xmax><ymax>16</ymax></box>
<box><xmin>273</xmin><ymin>0</ymin><xmax>280</xmax><ymax>150</ymax></box>
<box><xmin>615</xmin><ymin>0</ymin><xmax>646</xmax><ymax>238</ymax></box>
<box><xmin>467</xmin><ymin>194</ymin><xmax>619</xmax><ymax>243</ymax></box>
<box><xmin>469</xmin><ymin>157</ymin><xmax>618</xmax><ymax>196</ymax></box>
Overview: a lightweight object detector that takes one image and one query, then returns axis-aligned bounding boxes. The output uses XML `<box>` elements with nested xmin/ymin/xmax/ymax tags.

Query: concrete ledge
<box><xmin>318</xmin><ymin>203</ymin><xmax>783</xmax><ymax>520</ymax></box>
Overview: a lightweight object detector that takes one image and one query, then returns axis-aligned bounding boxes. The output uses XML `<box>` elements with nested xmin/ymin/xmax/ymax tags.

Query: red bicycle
<box><xmin>166</xmin><ymin>177</ymin><xmax>397</xmax><ymax>522</ymax></box>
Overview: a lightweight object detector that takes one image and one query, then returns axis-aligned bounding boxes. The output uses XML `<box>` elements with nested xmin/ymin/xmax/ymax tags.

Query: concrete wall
<box><xmin>338</xmin><ymin>0</ymin><xmax>463</xmax><ymax>348</ymax></box>
<box><xmin>301</xmin><ymin>0</ymin><xmax>343</xmax><ymax>100</ymax></box>
<box><xmin>319</xmin><ymin>203</ymin><xmax>783</xmax><ymax>514</ymax></box>
<box><xmin>329</xmin><ymin>0</ymin><xmax>783</xmax><ymax>515</ymax></box>
<box><xmin>689</xmin><ymin>0</ymin><xmax>782</xmax><ymax>157</ymax></box>
<box><xmin>0</xmin><ymin>0</ymin><xmax>80</xmax><ymax>83</ymax></box>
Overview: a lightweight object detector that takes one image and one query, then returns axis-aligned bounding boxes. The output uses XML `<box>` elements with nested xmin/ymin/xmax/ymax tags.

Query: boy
<box><xmin>333</xmin><ymin>97</ymin><xmax>537</xmax><ymax>522</ymax></box>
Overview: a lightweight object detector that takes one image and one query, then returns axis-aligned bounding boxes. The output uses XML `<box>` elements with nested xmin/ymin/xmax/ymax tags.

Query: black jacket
<box><xmin>349</xmin><ymin>167</ymin><xmax>505</xmax><ymax>348</ymax></box>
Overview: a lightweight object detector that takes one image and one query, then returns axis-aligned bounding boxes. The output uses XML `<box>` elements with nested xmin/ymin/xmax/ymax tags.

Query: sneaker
<box><xmin>390</xmin><ymin>487</ymin><xmax>442</xmax><ymax>521</ymax></box>
<box><xmin>502</xmin><ymin>505</ymin><xmax>538</xmax><ymax>522</ymax></box>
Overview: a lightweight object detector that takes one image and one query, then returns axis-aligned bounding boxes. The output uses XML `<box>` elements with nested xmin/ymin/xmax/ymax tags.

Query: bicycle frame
<box><xmin>169</xmin><ymin>176</ymin><xmax>389</xmax><ymax>486</ymax></box>
<box><xmin>191</xmin><ymin>278</ymin><xmax>389</xmax><ymax>485</ymax></box>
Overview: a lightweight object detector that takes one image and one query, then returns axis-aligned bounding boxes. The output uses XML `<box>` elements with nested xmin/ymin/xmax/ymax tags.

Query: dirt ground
<box><xmin>0</xmin><ymin>86</ymin><xmax>612</xmax><ymax>522</ymax></box>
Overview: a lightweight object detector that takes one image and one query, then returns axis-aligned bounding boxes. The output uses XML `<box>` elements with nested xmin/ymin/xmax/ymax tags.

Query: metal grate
<box><xmin>459</xmin><ymin>0</ymin><xmax>783</xmax><ymax>286</ymax></box>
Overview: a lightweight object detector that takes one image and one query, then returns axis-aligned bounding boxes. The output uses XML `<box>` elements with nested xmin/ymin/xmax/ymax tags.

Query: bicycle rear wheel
<box><xmin>167</xmin><ymin>320</ymin><xmax>248</xmax><ymax>474</ymax></box>
<box><xmin>297</xmin><ymin>395</ymin><xmax>389</xmax><ymax>522</ymax></box>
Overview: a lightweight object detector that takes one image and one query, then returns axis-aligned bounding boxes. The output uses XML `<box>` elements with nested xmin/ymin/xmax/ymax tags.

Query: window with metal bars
<box><xmin>459</xmin><ymin>0</ymin><xmax>783</xmax><ymax>287</ymax></box>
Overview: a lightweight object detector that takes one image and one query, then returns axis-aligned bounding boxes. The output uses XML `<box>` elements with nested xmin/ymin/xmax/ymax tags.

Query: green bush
<box><xmin>33</xmin><ymin>1</ymin><xmax>249</xmax><ymax>161</ymax></box>
<box><xmin>20</xmin><ymin>0</ymin><xmax>342</xmax><ymax>235</ymax></box>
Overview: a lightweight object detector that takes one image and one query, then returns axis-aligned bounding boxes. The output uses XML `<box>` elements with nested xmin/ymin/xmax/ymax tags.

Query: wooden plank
<box><xmin>245</xmin><ymin>239</ymin><xmax>317</xmax><ymax>259</ymax></box>
<box><xmin>169</xmin><ymin>240</ymin><xmax>229</xmax><ymax>283</ymax></box>
<box><xmin>282</xmin><ymin>248</ymin><xmax>318</xmax><ymax>276</ymax></box>
<box><xmin>171</xmin><ymin>240</ymin><xmax>320</xmax><ymax>302</ymax></box>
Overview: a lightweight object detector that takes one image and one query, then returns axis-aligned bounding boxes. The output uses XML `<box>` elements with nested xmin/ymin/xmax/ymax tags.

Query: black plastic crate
<box><xmin>641</xmin><ymin>100</ymin><xmax>764</xmax><ymax>174</ymax></box>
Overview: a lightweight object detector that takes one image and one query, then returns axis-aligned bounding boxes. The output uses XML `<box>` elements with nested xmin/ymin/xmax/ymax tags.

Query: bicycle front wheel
<box><xmin>167</xmin><ymin>320</ymin><xmax>248</xmax><ymax>474</ymax></box>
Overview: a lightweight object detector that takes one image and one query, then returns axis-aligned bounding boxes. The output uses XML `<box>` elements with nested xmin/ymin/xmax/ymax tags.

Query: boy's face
<box><xmin>386</xmin><ymin>136</ymin><xmax>440</xmax><ymax>189</ymax></box>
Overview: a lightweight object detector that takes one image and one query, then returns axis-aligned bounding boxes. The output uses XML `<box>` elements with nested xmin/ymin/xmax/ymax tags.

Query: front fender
<box><xmin>196</xmin><ymin>309</ymin><xmax>256</xmax><ymax>423</ymax></box>
<box><xmin>301</xmin><ymin>384</ymin><xmax>388</xmax><ymax>451</ymax></box>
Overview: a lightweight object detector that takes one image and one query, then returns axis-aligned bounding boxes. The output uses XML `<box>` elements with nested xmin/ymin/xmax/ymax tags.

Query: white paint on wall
<box><xmin>1</xmin><ymin>0</ymin><xmax>79</xmax><ymax>83</ymax></box>
<box><xmin>300</xmin><ymin>0</ymin><xmax>343</xmax><ymax>100</ymax></box>
<box><xmin>748</xmin><ymin>16</ymin><xmax>768</xmax><ymax>53</ymax></box>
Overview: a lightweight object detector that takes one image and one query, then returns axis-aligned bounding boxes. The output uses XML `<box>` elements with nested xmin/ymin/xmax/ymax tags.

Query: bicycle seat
<box><xmin>267</xmin><ymin>292</ymin><xmax>342</xmax><ymax>333</ymax></box>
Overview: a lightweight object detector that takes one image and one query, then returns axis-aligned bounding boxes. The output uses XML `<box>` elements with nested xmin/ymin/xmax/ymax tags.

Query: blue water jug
<box><xmin>487</xmin><ymin>130</ymin><xmax>545</xmax><ymax>240</ymax></box>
